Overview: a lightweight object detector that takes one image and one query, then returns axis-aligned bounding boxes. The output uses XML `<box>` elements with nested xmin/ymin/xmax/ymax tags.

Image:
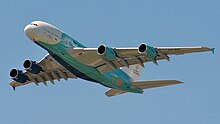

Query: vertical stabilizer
<box><xmin>120</xmin><ymin>64</ymin><xmax>143</xmax><ymax>81</ymax></box>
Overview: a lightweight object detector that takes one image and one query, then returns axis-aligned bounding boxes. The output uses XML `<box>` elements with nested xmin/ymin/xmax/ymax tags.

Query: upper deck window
<box><xmin>30</xmin><ymin>23</ymin><xmax>38</xmax><ymax>26</ymax></box>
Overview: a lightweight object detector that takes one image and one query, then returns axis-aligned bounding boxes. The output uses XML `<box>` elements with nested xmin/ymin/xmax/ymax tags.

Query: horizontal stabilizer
<box><xmin>105</xmin><ymin>80</ymin><xmax>182</xmax><ymax>97</ymax></box>
<box><xmin>132</xmin><ymin>80</ymin><xmax>183</xmax><ymax>89</ymax></box>
<box><xmin>105</xmin><ymin>89</ymin><xmax>127</xmax><ymax>97</ymax></box>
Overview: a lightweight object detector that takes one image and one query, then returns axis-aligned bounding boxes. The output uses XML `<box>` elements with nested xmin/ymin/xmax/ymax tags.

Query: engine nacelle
<box><xmin>23</xmin><ymin>59</ymin><xmax>42</xmax><ymax>74</ymax></box>
<box><xmin>97</xmin><ymin>44</ymin><xmax>117</xmax><ymax>61</ymax></box>
<box><xmin>138</xmin><ymin>43</ymin><xmax>157</xmax><ymax>60</ymax></box>
<box><xmin>10</xmin><ymin>69</ymin><xmax>27</xmax><ymax>83</ymax></box>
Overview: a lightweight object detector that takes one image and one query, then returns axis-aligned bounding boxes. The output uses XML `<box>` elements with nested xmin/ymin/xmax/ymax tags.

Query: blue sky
<box><xmin>0</xmin><ymin>0</ymin><xmax>219</xmax><ymax>124</ymax></box>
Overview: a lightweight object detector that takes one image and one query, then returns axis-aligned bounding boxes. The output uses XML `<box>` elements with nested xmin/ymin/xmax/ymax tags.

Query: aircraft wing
<box><xmin>10</xmin><ymin>54</ymin><xmax>77</xmax><ymax>89</ymax></box>
<box><xmin>155</xmin><ymin>46</ymin><xmax>214</xmax><ymax>55</ymax></box>
<box><xmin>67</xmin><ymin>46</ymin><xmax>214</xmax><ymax>73</ymax></box>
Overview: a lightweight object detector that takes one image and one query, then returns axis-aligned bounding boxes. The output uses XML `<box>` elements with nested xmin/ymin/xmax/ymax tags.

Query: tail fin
<box><xmin>120</xmin><ymin>64</ymin><xmax>143</xmax><ymax>81</ymax></box>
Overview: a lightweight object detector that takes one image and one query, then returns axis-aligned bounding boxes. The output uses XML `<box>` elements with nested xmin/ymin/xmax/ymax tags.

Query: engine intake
<box><xmin>23</xmin><ymin>60</ymin><xmax>42</xmax><ymax>74</ymax></box>
<box><xmin>138</xmin><ymin>43</ymin><xmax>157</xmax><ymax>60</ymax></box>
<box><xmin>10</xmin><ymin>69</ymin><xmax>27</xmax><ymax>83</ymax></box>
<box><xmin>138</xmin><ymin>43</ymin><xmax>147</xmax><ymax>53</ymax></box>
<box><xmin>97</xmin><ymin>44</ymin><xmax>117</xmax><ymax>61</ymax></box>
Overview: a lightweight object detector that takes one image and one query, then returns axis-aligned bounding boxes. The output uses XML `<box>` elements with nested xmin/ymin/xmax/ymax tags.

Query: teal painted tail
<box><xmin>120</xmin><ymin>64</ymin><xmax>143</xmax><ymax>81</ymax></box>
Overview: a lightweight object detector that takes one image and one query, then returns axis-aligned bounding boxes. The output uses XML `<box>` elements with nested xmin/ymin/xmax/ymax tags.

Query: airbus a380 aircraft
<box><xmin>9</xmin><ymin>21</ymin><xmax>214</xmax><ymax>97</ymax></box>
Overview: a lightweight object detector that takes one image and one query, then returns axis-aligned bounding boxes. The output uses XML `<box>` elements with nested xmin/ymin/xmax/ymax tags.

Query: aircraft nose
<box><xmin>24</xmin><ymin>24</ymin><xmax>35</xmax><ymax>41</ymax></box>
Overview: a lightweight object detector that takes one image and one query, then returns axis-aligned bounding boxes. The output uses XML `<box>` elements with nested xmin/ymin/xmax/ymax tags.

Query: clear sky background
<box><xmin>0</xmin><ymin>0</ymin><xmax>219</xmax><ymax>124</ymax></box>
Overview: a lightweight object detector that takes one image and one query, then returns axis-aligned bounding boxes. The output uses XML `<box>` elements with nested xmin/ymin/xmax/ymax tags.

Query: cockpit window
<box><xmin>30</xmin><ymin>23</ymin><xmax>38</xmax><ymax>26</ymax></box>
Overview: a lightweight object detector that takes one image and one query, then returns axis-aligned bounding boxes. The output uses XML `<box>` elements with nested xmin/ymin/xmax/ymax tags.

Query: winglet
<box><xmin>211</xmin><ymin>48</ymin><xmax>215</xmax><ymax>54</ymax></box>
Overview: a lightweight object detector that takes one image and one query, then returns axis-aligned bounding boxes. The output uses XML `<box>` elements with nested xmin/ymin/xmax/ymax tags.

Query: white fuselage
<box><xmin>24</xmin><ymin>21</ymin><xmax>63</xmax><ymax>44</ymax></box>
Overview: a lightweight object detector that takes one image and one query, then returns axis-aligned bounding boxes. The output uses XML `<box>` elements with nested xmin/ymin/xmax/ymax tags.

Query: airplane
<box><xmin>9</xmin><ymin>21</ymin><xmax>214</xmax><ymax>97</ymax></box>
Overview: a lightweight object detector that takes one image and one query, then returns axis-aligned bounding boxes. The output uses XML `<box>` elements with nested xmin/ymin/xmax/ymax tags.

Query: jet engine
<box><xmin>138</xmin><ymin>43</ymin><xmax>157</xmax><ymax>60</ymax></box>
<box><xmin>10</xmin><ymin>69</ymin><xmax>27</xmax><ymax>83</ymax></box>
<box><xmin>97</xmin><ymin>44</ymin><xmax>117</xmax><ymax>61</ymax></box>
<box><xmin>23</xmin><ymin>59</ymin><xmax>42</xmax><ymax>74</ymax></box>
